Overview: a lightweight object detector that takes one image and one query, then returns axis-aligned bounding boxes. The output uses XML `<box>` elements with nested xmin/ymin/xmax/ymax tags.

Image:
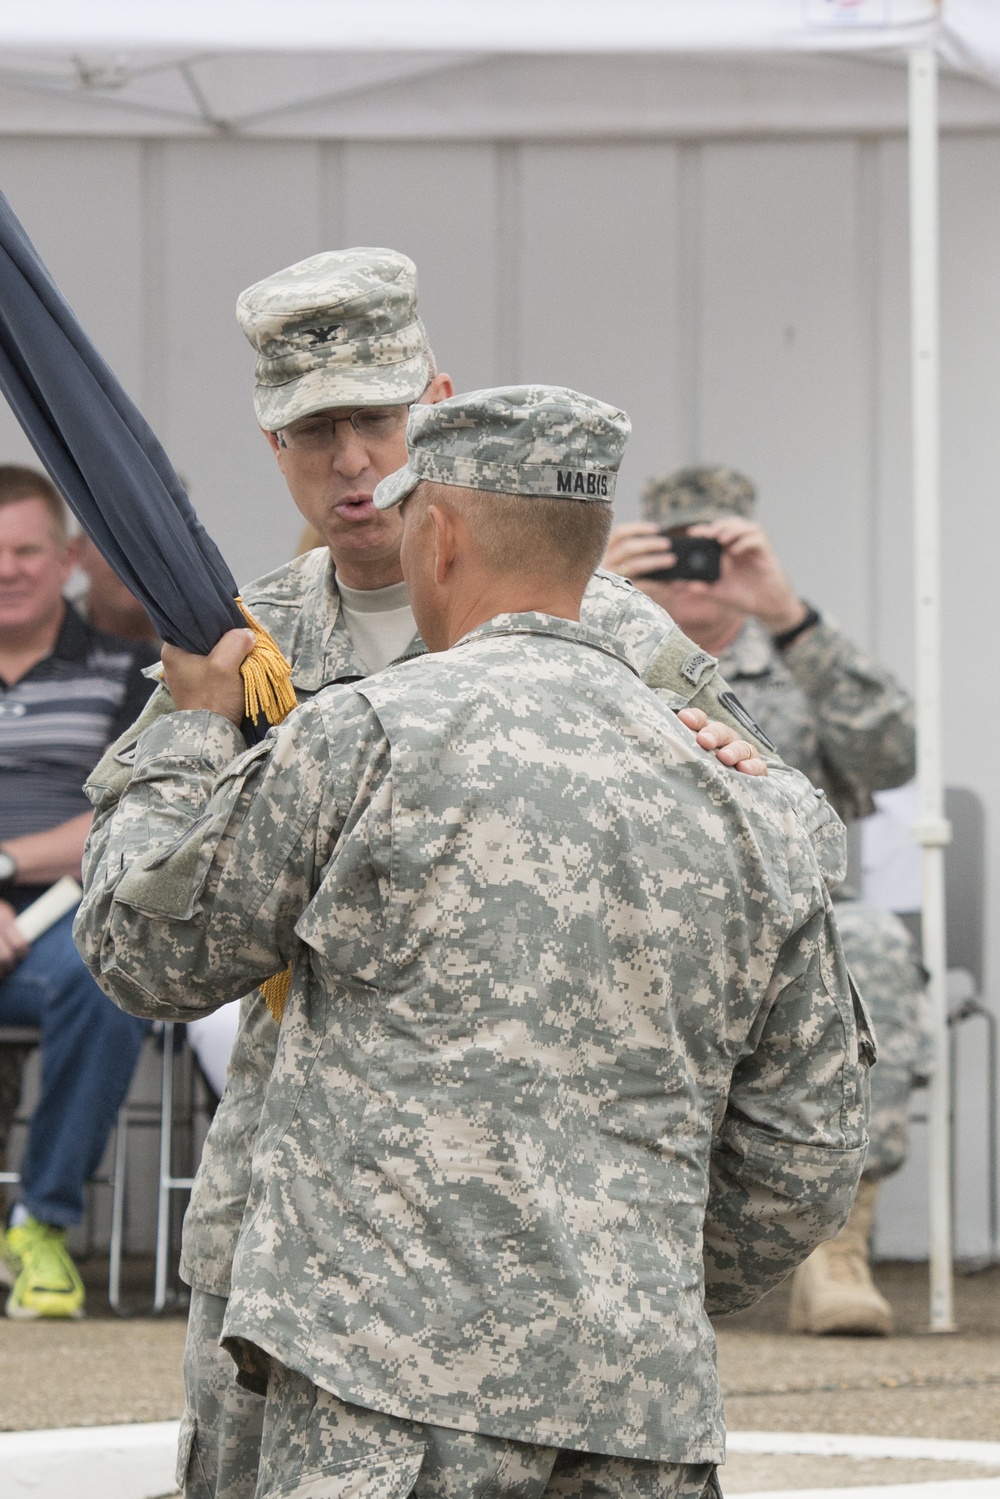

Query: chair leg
<box><xmin>107</xmin><ymin>1103</ymin><xmax>129</xmax><ymax>1314</ymax></box>
<box><xmin>154</xmin><ymin>1023</ymin><xmax>175</xmax><ymax>1313</ymax></box>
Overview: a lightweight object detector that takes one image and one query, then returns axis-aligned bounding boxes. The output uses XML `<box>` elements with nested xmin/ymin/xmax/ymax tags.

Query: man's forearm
<box><xmin>3</xmin><ymin>811</ymin><xmax>94</xmax><ymax>886</ymax></box>
<box><xmin>782</xmin><ymin>619</ymin><xmax>916</xmax><ymax>793</ymax></box>
<box><xmin>77</xmin><ymin>708</ymin><xmax>323</xmax><ymax>1020</ymax></box>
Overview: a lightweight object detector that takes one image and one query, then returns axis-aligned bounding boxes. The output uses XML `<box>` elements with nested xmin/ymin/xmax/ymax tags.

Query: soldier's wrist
<box><xmin>771</xmin><ymin>603</ymin><xmax>821</xmax><ymax>651</ymax></box>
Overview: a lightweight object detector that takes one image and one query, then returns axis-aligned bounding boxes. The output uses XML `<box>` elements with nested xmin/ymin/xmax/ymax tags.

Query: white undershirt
<box><xmin>336</xmin><ymin>576</ymin><xmax>417</xmax><ymax>675</ymax></box>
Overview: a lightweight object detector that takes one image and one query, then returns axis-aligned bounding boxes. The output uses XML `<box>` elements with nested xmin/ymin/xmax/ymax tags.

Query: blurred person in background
<box><xmin>0</xmin><ymin>530</ymin><xmax>157</xmax><ymax>1179</ymax></box>
<box><xmin>0</xmin><ymin>465</ymin><xmax>156</xmax><ymax>1319</ymax></box>
<box><xmin>74</xmin><ymin>532</ymin><xmax>158</xmax><ymax>643</ymax></box>
<box><xmin>605</xmin><ymin>465</ymin><xmax>930</xmax><ymax>1337</ymax></box>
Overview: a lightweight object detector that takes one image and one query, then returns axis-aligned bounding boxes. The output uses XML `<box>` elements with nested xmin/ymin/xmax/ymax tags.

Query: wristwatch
<box><xmin>772</xmin><ymin>603</ymin><xmax>821</xmax><ymax>652</ymax></box>
<box><xmin>0</xmin><ymin>850</ymin><xmax>17</xmax><ymax>889</ymax></box>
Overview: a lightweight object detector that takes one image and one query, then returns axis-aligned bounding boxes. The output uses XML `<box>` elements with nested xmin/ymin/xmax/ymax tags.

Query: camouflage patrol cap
<box><xmin>641</xmin><ymin>466</ymin><xmax>756</xmax><ymax>527</ymax></box>
<box><xmin>373</xmin><ymin>385</ymin><xmax>630</xmax><ymax>510</ymax></box>
<box><xmin>237</xmin><ymin>248</ymin><xmax>431</xmax><ymax>431</ymax></box>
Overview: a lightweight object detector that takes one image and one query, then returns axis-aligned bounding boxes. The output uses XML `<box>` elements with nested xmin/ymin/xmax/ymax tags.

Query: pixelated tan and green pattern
<box><xmin>641</xmin><ymin>467</ymin><xmax>756</xmax><ymax>528</ymax></box>
<box><xmin>79</xmin><ymin>559</ymin><xmax>845</xmax><ymax>1304</ymax></box>
<box><xmin>256</xmin><ymin>1357</ymin><xmax>720</xmax><ymax>1499</ymax></box>
<box><xmin>237</xmin><ymin>248</ymin><xmax>431</xmax><ymax>430</ymax></box>
<box><xmin>835</xmin><ymin>898</ymin><xmax>932</xmax><ymax>1181</ymax></box>
<box><xmin>374</xmin><ymin>386</ymin><xmax>629</xmax><ymax>509</ymax></box>
<box><xmin>77</xmin><ymin>612</ymin><xmax>866</xmax><ymax>1461</ymax></box>
<box><xmin>177</xmin><ymin>1289</ymin><xmax>263</xmax><ymax>1499</ymax></box>
<box><xmin>717</xmin><ymin>618</ymin><xmax>915</xmax><ymax>824</ymax></box>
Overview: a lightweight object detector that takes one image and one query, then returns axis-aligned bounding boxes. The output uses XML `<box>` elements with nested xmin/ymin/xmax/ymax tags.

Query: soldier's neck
<box><xmin>441</xmin><ymin>578</ymin><xmax>585</xmax><ymax>650</ymax></box>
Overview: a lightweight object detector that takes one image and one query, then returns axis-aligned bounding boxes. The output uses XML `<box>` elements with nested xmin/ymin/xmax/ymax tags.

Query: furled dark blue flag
<box><xmin>0</xmin><ymin>189</ymin><xmax>293</xmax><ymax>733</ymax></box>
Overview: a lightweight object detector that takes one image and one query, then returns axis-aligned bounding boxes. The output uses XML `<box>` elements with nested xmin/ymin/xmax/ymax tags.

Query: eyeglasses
<box><xmin>276</xmin><ymin>405</ymin><xmax>410</xmax><ymax>453</ymax></box>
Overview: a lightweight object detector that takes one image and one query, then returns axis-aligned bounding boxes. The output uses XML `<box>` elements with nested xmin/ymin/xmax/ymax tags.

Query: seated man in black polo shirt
<box><xmin>0</xmin><ymin>465</ymin><xmax>156</xmax><ymax>1319</ymax></box>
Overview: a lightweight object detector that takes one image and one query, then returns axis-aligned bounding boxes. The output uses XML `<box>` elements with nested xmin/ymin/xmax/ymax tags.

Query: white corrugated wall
<box><xmin>0</xmin><ymin>122</ymin><xmax>996</xmax><ymax>1258</ymax></box>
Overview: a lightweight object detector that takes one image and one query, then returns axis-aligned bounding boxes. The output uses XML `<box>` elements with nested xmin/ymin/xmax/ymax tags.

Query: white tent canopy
<box><xmin>1</xmin><ymin>0</ymin><xmax>998</xmax><ymax>1331</ymax></box>
<box><xmin>0</xmin><ymin>0</ymin><xmax>993</xmax><ymax>137</ymax></box>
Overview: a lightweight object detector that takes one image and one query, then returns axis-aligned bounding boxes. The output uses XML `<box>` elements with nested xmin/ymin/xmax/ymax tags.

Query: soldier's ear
<box><xmin>428</xmin><ymin>503</ymin><xmax>457</xmax><ymax>585</ymax></box>
<box><xmin>426</xmin><ymin>372</ymin><xmax>455</xmax><ymax>403</ymax></box>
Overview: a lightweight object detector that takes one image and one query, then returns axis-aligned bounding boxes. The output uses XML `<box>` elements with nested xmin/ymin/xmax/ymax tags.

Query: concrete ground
<box><xmin>0</xmin><ymin>1259</ymin><xmax>997</xmax><ymax>1494</ymax></box>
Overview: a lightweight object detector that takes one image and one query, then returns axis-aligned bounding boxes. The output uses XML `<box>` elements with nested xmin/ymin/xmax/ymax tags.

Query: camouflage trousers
<box><xmin>257</xmin><ymin>1358</ymin><xmax>722</xmax><ymax>1499</ymax></box>
<box><xmin>177</xmin><ymin>1288</ymin><xmax>264</xmax><ymax>1499</ymax></box>
<box><xmin>835</xmin><ymin>901</ymin><xmax>934</xmax><ymax>1182</ymax></box>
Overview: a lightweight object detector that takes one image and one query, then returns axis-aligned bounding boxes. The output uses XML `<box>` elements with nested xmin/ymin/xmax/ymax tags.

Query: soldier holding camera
<box><xmin>605</xmin><ymin>465</ymin><xmax>927</xmax><ymax>1338</ymax></box>
<box><xmin>604</xmin><ymin>467</ymin><xmax>914</xmax><ymax>816</ymax></box>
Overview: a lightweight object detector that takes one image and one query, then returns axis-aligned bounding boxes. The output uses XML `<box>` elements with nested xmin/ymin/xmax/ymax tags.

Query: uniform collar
<box><xmin>290</xmin><ymin>554</ymin><xmax>426</xmax><ymax>692</ymax></box>
<box><xmin>455</xmin><ymin>610</ymin><xmax>641</xmax><ymax>676</ymax></box>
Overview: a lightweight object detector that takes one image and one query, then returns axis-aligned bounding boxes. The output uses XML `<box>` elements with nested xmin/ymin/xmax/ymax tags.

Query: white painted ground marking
<box><xmin>2</xmin><ymin>1424</ymin><xmax>999</xmax><ymax>1499</ymax></box>
<box><xmin>727</xmin><ymin>1434</ymin><xmax>1000</xmax><ymax>1467</ymax></box>
<box><xmin>732</xmin><ymin>1483</ymin><xmax>1000</xmax><ymax>1499</ymax></box>
<box><xmin>0</xmin><ymin>1420</ymin><xmax>179</xmax><ymax>1499</ymax></box>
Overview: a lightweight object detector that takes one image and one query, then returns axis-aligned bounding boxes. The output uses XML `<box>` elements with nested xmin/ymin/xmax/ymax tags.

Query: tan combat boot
<box><xmin>788</xmin><ymin>1179</ymin><xmax>893</xmax><ymax>1336</ymax></box>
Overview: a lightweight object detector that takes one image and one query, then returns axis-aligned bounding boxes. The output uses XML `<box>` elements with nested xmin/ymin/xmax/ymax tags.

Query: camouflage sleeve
<box><xmin>75</xmin><ymin>696</ymin><xmax>379</xmax><ymax>1021</ymax></box>
<box><xmin>703</xmin><ymin>900</ymin><xmax>872</xmax><ymax>1317</ymax></box>
<box><xmin>781</xmin><ymin>619</ymin><xmax>915</xmax><ymax>807</ymax></box>
<box><xmin>84</xmin><ymin>679</ymin><xmax>176</xmax><ymax>814</ymax></box>
<box><xmin>763</xmin><ymin>766</ymin><xmax>847</xmax><ymax>891</ymax></box>
<box><xmin>642</xmin><ymin>631</ymin><xmax>848</xmax><ymax>890</ymax></box>
<box><xmin>79</xmin><ymin>682</ymin><xmax>179</xmax><ymax>938</ymax></box>
<box><xmin>642</xmin><ymin>629</ymin><xmax>779</xmax><ymax>757</ymax></box>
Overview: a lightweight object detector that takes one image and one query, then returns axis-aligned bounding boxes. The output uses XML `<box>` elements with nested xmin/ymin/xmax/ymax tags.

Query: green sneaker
<box><xmin>4</xmin><ymin>1218</ymin><xmax>85</xmax><ymax>1320</ymax></box>
<box><xmin>0</xmin><ymin>1231</ymin><xmax>14</xmax><ymax>1289</ymax></box>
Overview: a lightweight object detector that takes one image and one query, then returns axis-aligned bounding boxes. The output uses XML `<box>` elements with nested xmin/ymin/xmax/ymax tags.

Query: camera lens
<box><xmin>686</xmin><ymin>542</ymin><xmax>716</xmax><ymax>579</ymax></box>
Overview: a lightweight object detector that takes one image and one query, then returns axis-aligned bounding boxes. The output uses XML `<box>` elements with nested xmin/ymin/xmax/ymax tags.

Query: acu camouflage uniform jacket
<box><xmin>717</xmin><ymin>618</ymin><xmax>915</xmax><ymax>824</ymax></box>
<box><xmin>81</xmin><ymin>552</ymin><xmax>845</xmax><ymax>1303</ymax></box>
<box><xmin>77</xmin><ymin>609</ymin><xmax>867</xmax><ymax>1464</ymax></box>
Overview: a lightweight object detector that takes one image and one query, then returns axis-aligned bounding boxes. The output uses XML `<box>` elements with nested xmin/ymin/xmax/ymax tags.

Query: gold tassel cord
<box><xmin>261</xmin><ymin>965</ymin><xmax>292</xmax><ymax>1024</ymax></box>
<box><xmin>236</xmin><ymin>596</ymin><xmax>298</xmax><ymax>728</ymax></box>
<box><xmin>234</xmin><ymin>597</ymin><xmax>298</xmax><ymax>1023</ymax></box>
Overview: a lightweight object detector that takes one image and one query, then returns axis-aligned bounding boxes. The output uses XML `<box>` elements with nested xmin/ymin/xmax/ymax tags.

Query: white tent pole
<box><xmin>908</xmin><ymin>44</ymin><xmax>955</xmax><ymax>1335</ymax></box>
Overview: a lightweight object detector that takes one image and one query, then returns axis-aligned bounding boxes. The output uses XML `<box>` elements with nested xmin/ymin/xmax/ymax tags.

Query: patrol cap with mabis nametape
<box><xmin>373</xmin><ymin>385</ymin><xmax>630</xmax><ymax>510</ymax></box>
<box><xmin>642</xmin><ymin>465</ymin><xmax>756</xmax><ymax>528</ymax></box>
<box><xmin>237</xmin><ymin>247</ymin><xmax>432</xmax><ymax>432</ymax></box>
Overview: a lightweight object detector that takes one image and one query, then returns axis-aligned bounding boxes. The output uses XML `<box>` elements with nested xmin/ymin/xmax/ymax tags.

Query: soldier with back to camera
<box><xmin>78</xmin><ymin>385</ymin><xmax>870</xmax><ymax>1499</ymax></box>
<box><xmin>78</xmin><ymin>249</ymin><xmax>821</xmax><ymax>1499</ymax></box>
<box><xmin>606</xmin><ymin>467</ymin><xmax>930</xmax><ymax>1337</ymax></box>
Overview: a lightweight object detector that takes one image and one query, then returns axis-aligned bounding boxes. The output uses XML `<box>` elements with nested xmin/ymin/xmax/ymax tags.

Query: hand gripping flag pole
<box><xmin>0</xmin><ymin>190</ymin><xmax>296</xmax><ymax>1017</ymax></box>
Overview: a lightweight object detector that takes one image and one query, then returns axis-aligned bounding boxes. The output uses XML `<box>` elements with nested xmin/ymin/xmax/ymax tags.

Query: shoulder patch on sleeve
<box><xmin>644</xmin><ymin>634</ymin><xmax>715</xmax><ymax>695</ymax></box>
<box><xmin>681</xmin><ymin>650</ymin><xmax>716</xmax><ymax>687</ymax></box>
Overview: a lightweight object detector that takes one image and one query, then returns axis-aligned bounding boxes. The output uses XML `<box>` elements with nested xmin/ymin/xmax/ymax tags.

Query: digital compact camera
<box><xmin>645</xmin><ymin>527</ymin><xmax>722</xmax><ymax>585</ymax></box>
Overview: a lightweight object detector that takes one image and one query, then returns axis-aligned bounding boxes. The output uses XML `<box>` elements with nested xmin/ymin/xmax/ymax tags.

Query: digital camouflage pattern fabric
<box><xmin>374</xmin><ymin>386</ymin><xmax>628</xmax><ymax>509</ymax></box>
<box><xmin>177</xmin><ymin>1289</ymin><xmax>264</xmax><ymax>1499</ymax></box>
<box><xmin>256</xmin><ymin>1357</ymin><xmax>722</xmax><ymax>1499</ymax></box>
<box><xmin>641</xmin><ymin>467</ymin><xmax>756</xmax><ymax>529</ymax></box>
<box><xmin>834</xmin><ymin>898</ymin><xmax>932</xmax><ymax>1181</ymax></box>
<box><xmin>77</xmin><ymin>610</ymin><xmax>867</xmax><ymax>1462</ymax></box>
<box><xmin>711</xmin><ymin>617</ymin><xmax>923</xmax><ymax>1187</ymax></box>
<box><xmin>716</xmin><ymin>618</ymin><xmax>915</xmax><ymax>825</ymax></box>
<box><xmin>81</xmin><ymin>556</ymin><xmax>847</xmax><ymax>1308</ymax></box>
<box><xmin>237</xmin><ymin>248</ymin><xmax>432</xmax><ymax>431</ymax></box>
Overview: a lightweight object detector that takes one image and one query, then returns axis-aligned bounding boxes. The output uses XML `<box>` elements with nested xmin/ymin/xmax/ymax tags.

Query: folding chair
<box><xmin>903</xmin><ymin>786</ymin><xmax>998</xmax><ymax>1266</ymax></box>
<box><xmin>0</xmin><ymin>1024</ymin><xmax>126</xmax><ymax>1303</ymax></box>
<box><xmin>108</xmin><ymin>1020</ymin><xmax>209</xmax><ymax>1314</ymax></box>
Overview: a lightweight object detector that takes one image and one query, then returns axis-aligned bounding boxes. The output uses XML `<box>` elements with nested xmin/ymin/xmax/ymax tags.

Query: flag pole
<box><xmin>908</xmin><ymin>44</ymin><xmax>955</xmax><ymax>1334</ymax></box>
